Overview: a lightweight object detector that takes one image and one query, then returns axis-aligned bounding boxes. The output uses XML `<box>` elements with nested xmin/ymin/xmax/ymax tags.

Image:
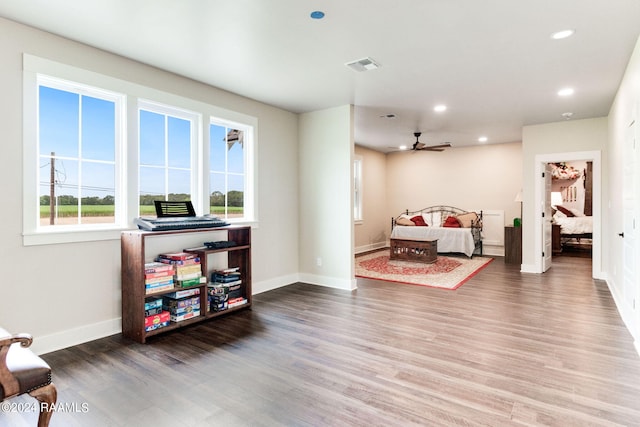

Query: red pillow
<box><xmin>410</xmin><ymin>215</ymin><xmax>427</xmax><ymax>226</ymax></box>
<box><xmin>443</xmin><ymin>216</ymin><xmax>461</xmax><ymax>228</ymax></box>
<box><xmin>556</xmin><ymin>205</ymin><xmax>575</xmax><ymax>217</ymax></box>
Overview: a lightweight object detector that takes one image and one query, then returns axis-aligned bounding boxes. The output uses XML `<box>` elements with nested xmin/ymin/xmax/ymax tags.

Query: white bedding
<box><xmin>554</xmin><ymin>215</ymin><xmax>593</xmax><ymax>235</ymax></box>
<box><xmin>390</xmin><ymin>226</ymin><xmax>476</xmax><ymax>257</ymax></box>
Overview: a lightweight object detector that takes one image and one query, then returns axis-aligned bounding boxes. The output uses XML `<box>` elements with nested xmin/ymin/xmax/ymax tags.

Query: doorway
<box><xmin>548</xmin><ymin>160</ymin><xmax>593</xmax><ymax>259</ymax></box>
<box><xmin>533</xmin><ymin>151</ymin><xmax>602</xmax><ymax>278</ymax></box>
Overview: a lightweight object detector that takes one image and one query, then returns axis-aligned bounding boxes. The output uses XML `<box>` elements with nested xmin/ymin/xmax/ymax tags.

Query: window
<box><xmin>209</xmin><ymin>121</ymin><xmax>250</xmax><ymax>220</ymax></box>
<box><xmin>354</xmin><ymin>156</ymin><xmax>363</xmax><ymax>222</ymax></box>
<box><xmin>138</xmin><ymin>101</ymin><xmax>198</xmax><ymax>217</ymax></box>
<box><xmin>23</xmin><ymin>54</ymin><xmax>257</xmax><ymax>245</ymax></box>
<box><xmin>37</xmin><ymin>77</ymin><xmax>124</xmax><ymax>229</ymax></box>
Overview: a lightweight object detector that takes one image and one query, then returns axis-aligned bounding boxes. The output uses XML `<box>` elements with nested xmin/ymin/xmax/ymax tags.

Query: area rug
<box><xmin>355</xmin><ymin>250</ymin><xmax>493</xmax><ymax>290</ymax></box>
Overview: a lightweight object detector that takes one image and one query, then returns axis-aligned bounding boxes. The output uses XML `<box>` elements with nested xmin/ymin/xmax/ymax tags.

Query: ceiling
<box><xmin>2</xmin><ymin>1</ymin><xmax>639</xmax><ymax>153</ymax></box>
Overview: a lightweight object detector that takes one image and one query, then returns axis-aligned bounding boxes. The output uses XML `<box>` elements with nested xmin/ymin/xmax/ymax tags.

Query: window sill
<box><xmin>23</xmin><ymin>226</ymin><xmax>125</xmax><ymax>246</ymax></box>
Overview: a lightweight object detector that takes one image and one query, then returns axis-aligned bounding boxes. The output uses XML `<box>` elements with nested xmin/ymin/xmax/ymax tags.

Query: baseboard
<box><xmin>482</xmin><ymin>245</ymin><xmax>504</xmax><ymax>257</ymax></box>
<box><xmin>253</xmin><ymin>273</ymin><xmax>300</xmax><ymax>295</ymax></box>
<box><xmin>520</xmin><ymin>263</ymin><xmax>539</xmax><ymax>273</ymax></box>
<box><xmin>355</xmin><ymin>242</ymin><xmax>387</xmax><ymax>254</ymax></box>
<box><xmin>604</xmin><ymin>276</ymin><xmax>640</xmax><ymax>358</ymax></box>
<box><xmin>32</xmin><ymin>318</ymin><xmax>121</xmax><ymax>356</ymax></box>
<box><xmin>298</xmin><ymin>273</ymin><xmax>357</xmax><ymax>291</ymax></box>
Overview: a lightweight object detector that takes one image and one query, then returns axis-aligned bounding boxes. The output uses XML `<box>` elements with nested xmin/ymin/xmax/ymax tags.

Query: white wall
<box><xmin>607</xmin><ymin>35</ymin><xmax>640</xmax><ymax>345</ymax></box>
<box><xmin>385</xmin><ymin>142</ymin><xmax>523</xmax><ymax>225</ymax></box>
<box><xmin>354</xmin><ymin>145</ymin><xmax>388</xmax><ymax>253</ymax></box>
<box><xmin>299</xmin><ymin>105</ymin><xmax>355</xmax><ymax>290</ymax></box>
<box><xmin>521</xmin><ymin>118</ymin><xmax>607</xmax><ymax>274</ymax></box>
<box><xmin>0</xmin><ymin>17</ymin><xmax>300</xmax><ymax>354</ymax></box>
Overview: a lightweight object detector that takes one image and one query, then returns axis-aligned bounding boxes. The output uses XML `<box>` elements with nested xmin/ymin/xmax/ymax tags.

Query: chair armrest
<box><xmin>0</xmin><ymin>333</ymin><xmax>33</xmax><ymax>349</ymax></box>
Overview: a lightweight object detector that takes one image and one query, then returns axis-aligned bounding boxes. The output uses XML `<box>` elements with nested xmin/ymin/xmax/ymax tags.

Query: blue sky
<box><xmin>39</xmin><ymin>85</ymin><xmax>244</xmax><ymax>200</ymax></box>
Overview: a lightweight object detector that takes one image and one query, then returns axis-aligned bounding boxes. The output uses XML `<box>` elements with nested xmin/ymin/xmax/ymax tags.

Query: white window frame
<box><xmin>138</xmin><ymin>99</ymin><xmax>201</xmax><ymax>215</ymax></box>
<box><xmin>23</xmin><ymin>54</ymin><xmax>258</xmax><ymax>246</ymax></box>
<box><xmin>208</xmin><ymin>118</ymin><xmax>255</xmax><ymax>223</ymax></box>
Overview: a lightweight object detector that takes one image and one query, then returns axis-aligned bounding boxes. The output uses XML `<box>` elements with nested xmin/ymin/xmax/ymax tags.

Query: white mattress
<box><xmin>554</xmin><ymin>215</ymin><xmax>593</xmax><ymax>235</ymax></box>
<box><xmin>390</xmin><ymin>226</ymin><xmax>476</xmax><ymax>257</ymax></box>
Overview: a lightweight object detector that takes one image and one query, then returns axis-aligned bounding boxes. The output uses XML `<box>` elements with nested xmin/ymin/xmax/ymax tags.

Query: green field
<box><xmin>39</xmin><ymin>205</ymin><xmax>242</xmax><ymax>217</ymax></box>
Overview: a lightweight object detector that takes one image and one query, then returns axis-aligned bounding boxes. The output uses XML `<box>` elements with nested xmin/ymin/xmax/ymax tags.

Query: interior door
<box><xmin>622</xmin><ymin>119</ymin><xmax>639</xmax><ymax>328</ymax></box>
<box><xmin>542</xmin><ymin>163</ymin><xmax>553</xmax><ymax>272</ymax></box>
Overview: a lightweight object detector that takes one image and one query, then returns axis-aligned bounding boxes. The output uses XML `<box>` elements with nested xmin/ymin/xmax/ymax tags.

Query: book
<box><xmin>163</xmin><ymin>288</ymin><xmax>200</xmax><ymax>299</ymax></box>
<box><xmin>175</xmin><ymin>271</ymin><xmax>202</xmax><ymax>281</ymax></box>
<box><xmin>157</xmin><ymin>251</ymin><xmax>198</xmax><ymax>261</ymax></box>
<box><xmin>165</xmin><ymin>304</ymin><xmax>200</xmax><ymax>317</ymax></box>
<box><xmin>144</xmin><ymin>262</ymin><xmax>174</xmax><ymax>274</ymax></box>
<box><xmin>162</xmin><ymin>296</ymin><xmax>200</xmax><ymax>309</ymax></box>
<box><xmin>145</xmin><ymin>278</ymin><xmax>174</xmax><ymax>288</ymax></box>
<box><xmin>144</xmin><ymin>296</ymin><xmax>163</xmax><ymax>311</ymax></box>
<box><xmin>212</xmin><ymin>279</ymin><xmax>241</xmax><ymax>287</ymax></box>
<box><xmin>228</xmin><ymin>298</ymin><xmax>248</xmax><ymax>308</ymax></box>
<box><xmin>211</xmin><ymin>273</ymin><xmax>241</xmax><ymax>283</ymax></box>
<box><xmin>144</xmin><ymin>307</ymin><xmax>163</xmax><ymax>317</ymax></box>
<box><xmin>145</xmin><ymin>284</ymin><xmax>175</xmax><ymax>295</ymax></box>
<box><xmin>175</xmin><ymin>265</ymin><xmax>202</xmax><ymax>275</ymax></box>
<box><xmin>145</xmin><ymin>275</ymin><xmax>175</xmax><ymax>285</ymax></box>
<box><xmin>170</xmin><ymin>309</ymin><xmax>200</xmax><ymax>322</ymax></box>
<box><xmin>145</xmin><ymin>270</ymin><xmax>175</xmax><ymax>280</ymax></box>
<box><xmin>144</xmin><ymin>311</ymin><xmax>170</xmax><ymax>331</ymax></box>
<box><xmin>176</xmin><ymin>277</ymin><xmax>203</xmax><ymax>288</ymax></box>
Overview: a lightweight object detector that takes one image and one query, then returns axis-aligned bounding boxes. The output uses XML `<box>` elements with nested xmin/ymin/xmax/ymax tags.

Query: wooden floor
<box><xmin>5</xmin><ymin>256</ymin><xmax>640</xmax><ymax>426</ymax></box>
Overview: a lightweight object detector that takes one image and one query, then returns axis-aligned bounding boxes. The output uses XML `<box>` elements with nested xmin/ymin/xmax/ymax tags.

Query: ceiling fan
<box><xmin>409</xmin><ymin>132</ymin><xmax>451</xmax><ymax>151</ymax></box>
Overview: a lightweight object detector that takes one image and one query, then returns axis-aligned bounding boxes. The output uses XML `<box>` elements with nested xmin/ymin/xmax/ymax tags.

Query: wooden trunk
<box><xmin>390</xmin><ymin>238</ymin><xmax>437</xmax><ymax>264</ymax></box>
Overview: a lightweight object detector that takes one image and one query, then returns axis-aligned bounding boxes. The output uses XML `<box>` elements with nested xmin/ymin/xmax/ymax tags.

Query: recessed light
<box><xmin>310</xmin><ymin>11</ymin><xmax>325</xmax><ymax>20</ymax></box>
<box><xmin>434</xmin><ymin>105</ymin><xmax>447</xmax><ymax>113</ymax></box>
<box><xmin>478</xmin><ymin>136</ymin><xmax>488</xmax><ymax>143</ymax></box>
<box><xmin>558</xmin><ymin>87</ymin><xmax>574</xmax><ymax>97</ymax></box>
<box><xmin>562</xmin><ymin>112</ymin><xmax>574</xmax><ymax>120</ymax></box>
<box><xmin>399</xmin><ymin>145</ymin><xmax>408</xmax><ymax>150</ymax></box>
<box><xmin>551</xmin><ymin>29</ymin><xmax>575</xmax><ymax>40</ymax></box>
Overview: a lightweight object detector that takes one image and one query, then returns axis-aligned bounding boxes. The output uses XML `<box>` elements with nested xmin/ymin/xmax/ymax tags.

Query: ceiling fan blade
<box><xmin>417</xmin><ymin>142</ymin><xmax>451</xmax><ymax>151</ymax></box>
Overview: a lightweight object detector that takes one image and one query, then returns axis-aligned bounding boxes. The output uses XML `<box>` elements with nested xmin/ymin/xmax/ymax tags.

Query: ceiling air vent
<box><xmin>345</xmin><ymin>57</ymin><xmax>380</xmax><ymax>72</ymax></box>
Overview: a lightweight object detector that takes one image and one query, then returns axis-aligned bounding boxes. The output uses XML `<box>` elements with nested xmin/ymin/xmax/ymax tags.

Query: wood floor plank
<box><xmin>3</xmin><ymin>255</ymin><xmax>640</xmax><ymax>426</ymax></box>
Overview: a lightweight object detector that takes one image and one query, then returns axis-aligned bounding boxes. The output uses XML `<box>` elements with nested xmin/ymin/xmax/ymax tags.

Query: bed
<box><xmin>553</xmin><ymin>208</ymin><xmax>593</xmax><ymax>240</ymax></box>
<box><xmin>391</xmin><ymin>205</ymin><xmax>483</xmax><ymax>258</ymax></box>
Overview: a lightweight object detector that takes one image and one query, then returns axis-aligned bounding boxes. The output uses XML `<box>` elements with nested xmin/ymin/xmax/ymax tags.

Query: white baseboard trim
<box><xmin>482</xmin><ymin>245</ymin><xmax>504</xmax><ymax>257</ymax></box>
<box><xmin>32</xmin><ymin>318</ymin><xmax>121</xmax><ymax>356</ymax></box>
<box><xmin>298</xmin><ymin>273</ymin><xmax>357</xmax><ymax>291</ymax></box>
<box><xmin>252</xmin><ymin>273</ymin><xmax>300</xmax><ymax>295</ymax></box>
<box><xmin>520</xmin><ymin>263</ymin><xmax>539</xmax><ymax>273</ymax></box>
<box><xmin>355</xmin><ymin>242</ymin><xmax>387</xmax><ymax>254</ymax></box>
<box><xmin>604</xmin><ymin>276</ymin><xmax>640</xmax><ymax>358</ymax></box>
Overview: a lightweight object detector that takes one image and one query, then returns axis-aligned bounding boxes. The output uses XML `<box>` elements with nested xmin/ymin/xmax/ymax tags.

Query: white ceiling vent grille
<box><xmin>345</xmin><ymin>57</ymin><xmax>380</xmax><ymax>72</ymax></box>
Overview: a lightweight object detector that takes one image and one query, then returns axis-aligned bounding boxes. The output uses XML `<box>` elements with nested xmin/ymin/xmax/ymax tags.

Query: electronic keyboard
<box><xmin>134</xmin><ymin>216</ymin><xmax>229</xmax><ymax>231</ymax></box>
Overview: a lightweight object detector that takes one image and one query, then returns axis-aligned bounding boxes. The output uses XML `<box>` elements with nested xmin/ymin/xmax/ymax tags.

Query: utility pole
<box><xmin>50</xmin><ymin>151</ymin><xmax>55</xmax><ymax>225</ymax></box>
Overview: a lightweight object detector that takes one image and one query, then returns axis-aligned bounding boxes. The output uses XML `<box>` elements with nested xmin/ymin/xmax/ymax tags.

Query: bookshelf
<box><xmin>121</xmin><ymin>226</ymin><xmax>251</xmax><ymax>343</ymax></box>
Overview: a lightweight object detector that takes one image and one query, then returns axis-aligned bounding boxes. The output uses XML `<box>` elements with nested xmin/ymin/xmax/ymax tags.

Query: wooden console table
<box><xmin>390</xmin><ymin>238</ymin><xmax>438</xmax><ymax>264</ymax></box>
<box><xmin>504</xmin><ymin>225</ymin><xmax>522</xmax><ymax>264</ymax></box>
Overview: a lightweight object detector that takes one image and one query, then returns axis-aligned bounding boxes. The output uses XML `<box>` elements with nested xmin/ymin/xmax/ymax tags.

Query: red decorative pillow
<box><xmin>410</xmin><ymin>215</ymin><xmax>428</xmax><ymax>226</ymax></box>
<box><xmin>443</xmin><ymin>216</ymin><xmax>461</xmax><ymax>228</ymax></box>
<box><xmin>556</xmin><ymin>205</ymin><xmax>575</xmax><ymax>217</ymax></box>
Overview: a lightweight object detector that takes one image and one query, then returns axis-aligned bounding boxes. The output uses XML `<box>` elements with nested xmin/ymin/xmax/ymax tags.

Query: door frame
<box><xmin>533</xmin><ymin>150</ymin><xmax>602</xmax><ymax>278</ymax></box>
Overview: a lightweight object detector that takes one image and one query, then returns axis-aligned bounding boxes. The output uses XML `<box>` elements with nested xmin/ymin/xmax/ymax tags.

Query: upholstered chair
<box><xmin>0</xmin><ymin>328</ymin><xmax>56</xmax><ymax>427</ymax></box>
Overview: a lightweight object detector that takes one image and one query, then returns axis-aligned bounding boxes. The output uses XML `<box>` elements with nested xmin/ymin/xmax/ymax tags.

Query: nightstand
<box><xmin>552</xmin><ymin>223</ymin><xmax>562</xmax><ymax>254</ymax></box>
<box><xmin>504</xmin><ymin>225</ymin><xmax>522</xmax><ymax>264</ymax></box>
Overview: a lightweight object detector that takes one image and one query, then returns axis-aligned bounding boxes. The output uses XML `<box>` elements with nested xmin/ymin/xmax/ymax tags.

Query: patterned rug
<box><xmin>355</xmin><ymin>250</ymin><xmax>493</xmax><ymax>290</ymax></box>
